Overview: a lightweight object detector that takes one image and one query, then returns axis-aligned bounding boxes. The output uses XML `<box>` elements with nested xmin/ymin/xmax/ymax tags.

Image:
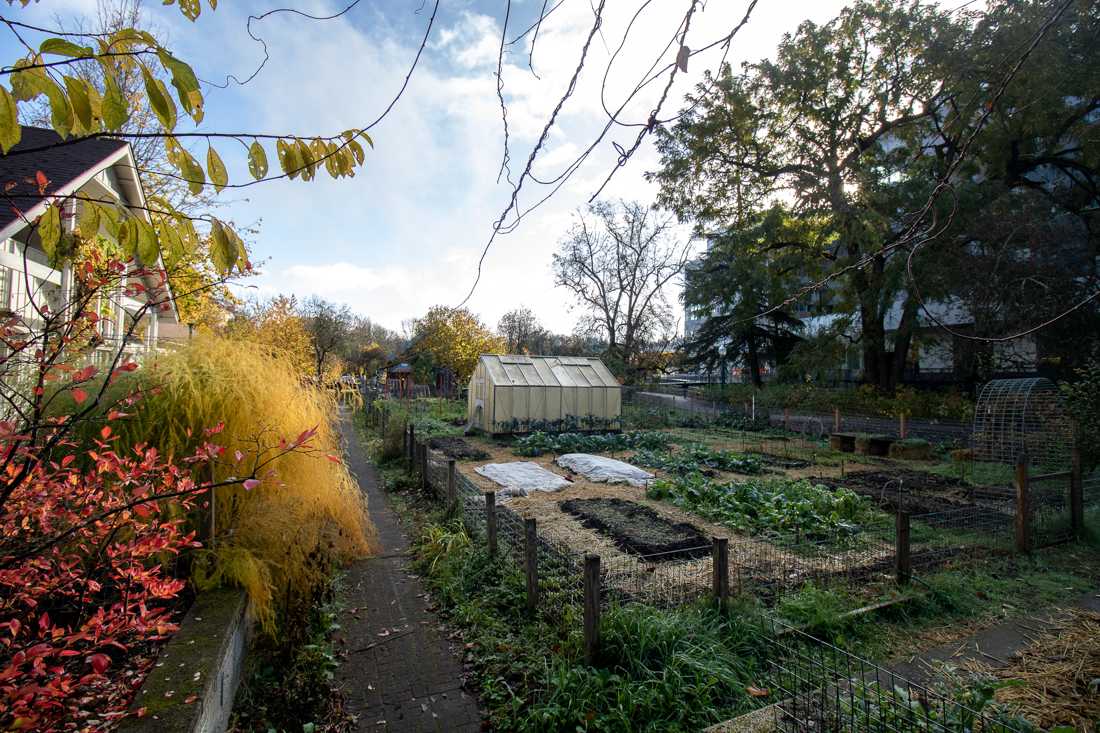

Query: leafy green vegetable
<box><xmin>646</xmin><ymin>474</ymin><xmax>872</xmax><ymax>538</ymax></box>
<box><xmin>512</xmin><ymin>430</ymin><xmax>674</xmax><ymax>457</ymax></box>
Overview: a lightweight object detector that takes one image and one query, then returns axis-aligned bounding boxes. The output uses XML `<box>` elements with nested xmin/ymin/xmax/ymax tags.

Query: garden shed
<box><xmin>971</xmin><ymin>377</ymin><xmax>1073</xmax><ymax>469</ymax></box>
<box><xmin>467</xmin><ymin>354</ymin><xmax>621</xmax><ymax>435</ymax></box>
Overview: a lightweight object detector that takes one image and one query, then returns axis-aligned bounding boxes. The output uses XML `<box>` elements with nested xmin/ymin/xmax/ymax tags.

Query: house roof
<box><xmin>0</xmin><ymin>127</ymin><xmax>130</xmax><ymax>236</ymax></box>
<box><xmin>476</xmin><ymin>354</ymin><xmax>620</xmax><ymax>388</ymax></box>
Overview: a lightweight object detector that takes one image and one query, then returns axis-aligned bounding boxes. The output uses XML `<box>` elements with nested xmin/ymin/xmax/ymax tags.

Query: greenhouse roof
<box><xmin>478</xmin><ymin>354</ymin><xmax>619</xmax><ymax>389</ymax></box>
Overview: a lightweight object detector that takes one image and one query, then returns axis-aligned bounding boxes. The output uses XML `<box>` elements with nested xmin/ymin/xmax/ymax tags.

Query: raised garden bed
<box><xmin>854</xmin><ymin>434</ymin><xmax>893</xmax><ymax>456</ymax></box>
<box><xmin>829</xmin><ymin>433</ymin><xmax>857</xmax><ymax>452</ymax></box>
<box><xmin>888</xmin><ymin>439</ymin><xmax>931</xmax><ymax>461</ymax></box>
<box><xmin>559</xmin><ymin>497</ymin><xmax>711</xmax><ymax>561</ymax></box>
<box><xmin>428</xmin><ymin>436</ymin><xmax>490</xmax><ymax>461</ymax></box>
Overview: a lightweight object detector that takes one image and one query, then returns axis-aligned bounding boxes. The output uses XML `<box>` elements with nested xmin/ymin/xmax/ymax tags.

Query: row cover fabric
<box><xmin>555</xmin><ymin>453</ymin><xmax>654</xmax><ymax>488</ymax></box>
<box><xmin>474</xmin><ymin>461</ymin><xmax>573</xmax><ymax>498</ymax></box>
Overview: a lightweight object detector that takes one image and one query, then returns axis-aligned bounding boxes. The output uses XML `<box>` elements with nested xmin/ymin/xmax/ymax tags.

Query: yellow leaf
<box><xmin>207</xmin><ymin>146</ymin><xmax>228</xmax><ymax>192</ymax></box>
<box><xmin>248</xmin><ymin>140</ymin><xmax>268</xmax><ymax>180</ymax></box>
<box><xmin>0</xmin><ymin>85</ymin><xmax>21</xmax><ymax>153</ymax></box>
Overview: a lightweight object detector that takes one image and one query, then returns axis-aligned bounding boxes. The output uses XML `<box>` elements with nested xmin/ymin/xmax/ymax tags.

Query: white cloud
<box><xmin>7</xmin><ymin>0</ymin><xmax>949</xmax><ymax>337</ymax></box>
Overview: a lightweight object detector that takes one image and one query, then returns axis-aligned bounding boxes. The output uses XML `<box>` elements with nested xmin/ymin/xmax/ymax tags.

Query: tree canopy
<box><xmin>654</xmin><ymin>0</ymin><xmax>1100</xmax><ymax>389</ymax></box>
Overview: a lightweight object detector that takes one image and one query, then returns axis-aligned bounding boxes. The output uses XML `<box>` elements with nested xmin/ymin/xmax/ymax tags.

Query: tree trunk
<box><xmin>889</xmin><ymin>296</ymin><xmax>920</xmax><ymax>391</ymax></box>
<box><xmin>747</xmin><ymin>334</ymin><xmax>763</xmax><ymax>387</ymax></box>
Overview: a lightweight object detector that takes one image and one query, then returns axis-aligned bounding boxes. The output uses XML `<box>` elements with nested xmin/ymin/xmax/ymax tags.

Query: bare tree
<box><xmin>497</xmin><ymin>306</ymin><xmax>548</xmax><ymax>354</ymax></box>
<box><xmin>553</xmin><ymin>200</ymin><xmax>690</xmax><ymax>377</ymax></box>
<box><xmin>301</xmin><ymin>297</ymin><xmax>353</xmax><ymax>379</ymax></box>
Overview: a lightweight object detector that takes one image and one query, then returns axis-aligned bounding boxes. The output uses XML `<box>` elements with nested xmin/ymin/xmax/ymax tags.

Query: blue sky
<box><xmin>6</xmin><ymin>0</ymin><xmax>888</xmax><ymax>333</ymax></box>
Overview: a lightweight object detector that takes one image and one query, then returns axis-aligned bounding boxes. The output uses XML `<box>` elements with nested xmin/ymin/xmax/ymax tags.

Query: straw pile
<box><xmin>991</xmin><ymin>609</ymin><xmax>1100</xmax><ymax>731</ymax></box>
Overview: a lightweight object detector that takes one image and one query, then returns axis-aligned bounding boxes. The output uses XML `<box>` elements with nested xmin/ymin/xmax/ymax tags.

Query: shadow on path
<box><xmin>334</xmin><ymin>415</ymin><xmax>481</xmax><ymax>732</ymax></box>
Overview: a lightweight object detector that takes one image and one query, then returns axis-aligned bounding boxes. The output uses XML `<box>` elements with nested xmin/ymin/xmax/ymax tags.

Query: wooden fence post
<box><xmin>1071</xmin><ymin>443</ymin><xmax>1084</xmax><ymax>539</ymax></box>
<box><xmin>712</xmin><ymin>537</ymin><xmax>729</xmax><ymax>609</ymax></box>
<box><xmin>381</xmin><ymin>406</ymin><xmax>388</xmax><ymax>438</ymax></box>
<box><xmin>583</xmin><ymin>554</ymin><xmax>601</xmax><ymax>665</ymax></box>
<box><xmin>407</xmin><ymin>425</ymin><xmax>415</xmax><ymax>474</ymax></box>
<box><xmin>446</xmin><ymin>459</ymin><xmax>457</xmax><ymax>514</ymax></box>
<box><xmin>783</xmin><ymin>408</ymin><xmax>790</xmax><ymax>431</ymax></box>
<box><xmin>899</xmin><ymin>413</ymin><xmax>908</xmax><ymax>440</ymax></box>
<box><xmin>524</xmin><ymin>518</ymin><xmax>539</xmax><ymax>612</ymax></box>
<box><xmin>1014</xmin><ymin>454</ymin><xmax>1031</xmax><ymax>553</ymax></box>
<box><xmin>895</xmin><ymin>512</ymin><xmax>911</xmax><ymax>585</ymax></box>
<box><xmin>485</xmin><ymin>492</ymin><xmax>498</xmax><ymax>557</ymax></box>
<box><xmin>833</xmin><ymin>407</ymin><xmax>841</xmax><ymax>433</ymax></box>
<box><xmin>419</xmin><ymin>443</ymin><xmax>428</xmax><ymax>493</ymax></box>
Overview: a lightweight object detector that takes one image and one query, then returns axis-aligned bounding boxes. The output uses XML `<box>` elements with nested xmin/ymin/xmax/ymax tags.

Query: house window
<box><xmin>0</xmin><ymin>267</ymin><xmax>12</xmax><ymax>311</ymax></box>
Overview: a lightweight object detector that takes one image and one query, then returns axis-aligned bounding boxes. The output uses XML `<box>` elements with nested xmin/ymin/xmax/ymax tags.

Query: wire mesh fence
<box><xmin>766</xmin><ymin>623</ymin><xmax>1027</xmax><ymax>732</ymax></box>
<box><xmin>621</xmin><ymin>384</ymin><xmax>972</xmax><ymax>447</ymax></box>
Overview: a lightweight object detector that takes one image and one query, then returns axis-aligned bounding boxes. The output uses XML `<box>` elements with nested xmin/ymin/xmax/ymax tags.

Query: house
<box><xmin>0</xmin><ymin>126</ymin><xmax>181</xmax><ymax>368</ymax></box>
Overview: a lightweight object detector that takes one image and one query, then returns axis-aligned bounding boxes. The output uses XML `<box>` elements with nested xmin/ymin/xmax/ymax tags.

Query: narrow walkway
<box><xmin>334</xmin><ymin>416</ymin><xmax>481</xmax><ymax>732</ymax></box>
<box><xmin>889</xmin><ymin>589</ymin><xmax>1100</xmax><ymax>684</ymax></box>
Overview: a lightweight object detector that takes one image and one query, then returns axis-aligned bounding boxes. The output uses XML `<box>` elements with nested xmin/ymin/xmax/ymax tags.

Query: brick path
<box><xmin>335</xmin><ymin>416</ymin><xmax>482</xmax><ymax>732</ymax></box>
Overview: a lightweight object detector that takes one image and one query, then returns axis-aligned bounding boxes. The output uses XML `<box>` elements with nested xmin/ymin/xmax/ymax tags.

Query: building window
<box><xmin>0</xmin><ymin>267</ymin><xmax>12</xmax><ymax>312</ymax></box>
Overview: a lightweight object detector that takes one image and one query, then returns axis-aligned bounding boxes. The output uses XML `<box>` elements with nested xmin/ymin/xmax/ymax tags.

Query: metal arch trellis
<box><xmin>971</xmin><ymin>377</ymin><xmax>1073</xmax><ymax>469</ymax></box>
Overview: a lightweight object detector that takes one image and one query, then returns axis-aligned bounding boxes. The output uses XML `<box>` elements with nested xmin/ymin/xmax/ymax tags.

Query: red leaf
<box><xmin>88</xmin><ymin>653</ymin><xmax>110</xmax><ymax>673</ymax></box>
<box><xmin>71</xmin><ymin>388</ymin><xmax>87</xmax><ymax>405</ymax></box>
<box><xmin>100</xmin><ymin>425</ymin><xmax>112</xmax><ymax>440</ymax></box>
<box><xmin>35</xmin><ymin>170</ymin><xmax>49</xmax><ymax>195</ymax></box>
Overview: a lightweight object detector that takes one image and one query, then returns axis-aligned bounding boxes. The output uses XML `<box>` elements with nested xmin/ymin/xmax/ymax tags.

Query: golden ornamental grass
<box><xmin>117</xmin><ymin>335</ymin><xmax>377</xmax><ymax>632</ymax></box>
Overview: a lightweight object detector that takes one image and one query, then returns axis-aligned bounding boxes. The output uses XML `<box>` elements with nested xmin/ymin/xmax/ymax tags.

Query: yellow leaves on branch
<box><xmin>2</xmin><ymin>7</ymin><xmax>374</xmax><ymax>278</ymax></box>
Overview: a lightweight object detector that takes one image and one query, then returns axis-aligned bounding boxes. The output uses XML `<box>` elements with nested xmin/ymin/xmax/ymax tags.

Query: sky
<box><xmin>6</xmin><ymin>0</ymin><xmax>881</xmax><ymax>334</ymax></box>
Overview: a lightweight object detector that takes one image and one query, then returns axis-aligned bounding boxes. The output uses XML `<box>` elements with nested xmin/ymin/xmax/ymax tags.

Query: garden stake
<box><xmin>711</xmin><ymin>537</ymin><xmax>729</xmax><ymax>610</ymax></box>
<box><xmin>486</xmin><ymin>492</ymin><xmax>498</xmax><ymax>558</ymax></box>
<box><xmin>895</xmin><ymin>512</ymin><xmax>911</xmax><ymax>585</ymax></box>
<box><xmin>446</xmin><ymin>459</ymin><xmax>457</xmax><ymax>515</ymax></box>
<box><xmin>1014</xmin><ymin>454</ymin><xmax>1031</xmax><ymax>553</ymax></box>
<box><xmin>524</xmin><ymin>518</ymin><xmax>539</xmax><ymax>612</ymax></box>
<box><xmin>583</xmin><ymin>554</ymin><xmax>601</xmax><ymax>665</ymax></box>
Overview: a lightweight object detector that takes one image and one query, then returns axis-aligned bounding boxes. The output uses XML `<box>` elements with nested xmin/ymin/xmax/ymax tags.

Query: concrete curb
<box><xmin>120</xmin><ymin>588</ymin><xmax>252</xmax><ymax>733</ymax></box>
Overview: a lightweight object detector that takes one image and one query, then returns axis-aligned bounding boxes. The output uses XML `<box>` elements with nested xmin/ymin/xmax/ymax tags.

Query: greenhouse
<box><xmin>467</xmin><ymin>354</ymin><xmax>622</xmax><ymax>434</ymax></box>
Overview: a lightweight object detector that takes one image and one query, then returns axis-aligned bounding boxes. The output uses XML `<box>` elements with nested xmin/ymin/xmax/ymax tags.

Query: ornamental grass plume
<box><xmin>107</xmin><ymin>335</ymin><xmax>377</xmax><ymax>633</ymax></box>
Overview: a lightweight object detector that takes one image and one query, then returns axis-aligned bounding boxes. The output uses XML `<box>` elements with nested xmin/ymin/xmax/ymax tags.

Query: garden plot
<box><xmin>815</xmin><ymin>469</ymin><xmax>1014</xmax><ymax>517</ymax></box>
<box><xmin>455</xmin><ymin>431</ymin><xmax>942</xmax><ymax>602</ymax></box>
<box><xmin>427</xmin><ymin>436</ymin><xmax>490</xmax><ymax>461</ymax></box>
<box><xmin>560</xmin><ymin>497</ymin><xmax>710</xmax><ymax>560</ymax></box>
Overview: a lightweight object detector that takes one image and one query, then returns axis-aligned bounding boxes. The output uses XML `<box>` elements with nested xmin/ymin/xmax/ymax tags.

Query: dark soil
<box><xmin>814</xmin><ymin>470</ymin><xmax>1013</xmax><ymax>516</ymax></box>
<box><xmin>751</xmin><ymin>452</ymin><xmax>811</xmax><ymax>470</ymax></box>
<box><xmin>428</xmin><ymin>436</ymin><xmax>490</xmax><ymax>461</ymax></box>
<box><xmin>560</xmin><ymin>497</ymin><xmax>711</xmax><ymax>561</ymax></box>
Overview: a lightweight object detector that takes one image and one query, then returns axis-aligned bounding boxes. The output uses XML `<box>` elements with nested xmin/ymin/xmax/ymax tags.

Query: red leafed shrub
<box><xmin>0</xmin><ymin>422</ymin><xmax>223</xmax><ymax>730</ymax></box>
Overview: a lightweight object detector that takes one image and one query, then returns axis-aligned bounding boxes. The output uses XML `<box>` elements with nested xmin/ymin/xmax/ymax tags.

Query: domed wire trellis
<box><xmin>971</xmin><ymin>378</ymin><xmax>1073</xmax><ymax>469</ymax></box>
